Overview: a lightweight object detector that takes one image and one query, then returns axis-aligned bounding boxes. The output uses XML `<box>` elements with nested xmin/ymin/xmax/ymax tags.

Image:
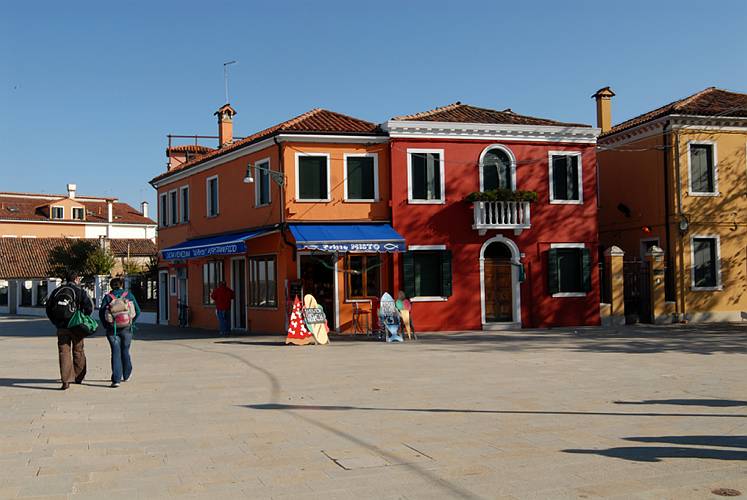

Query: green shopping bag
<box><xmin>67</xmin><ymin>310</ymin><xmax>99</xmax><ymax>337</ymax></box>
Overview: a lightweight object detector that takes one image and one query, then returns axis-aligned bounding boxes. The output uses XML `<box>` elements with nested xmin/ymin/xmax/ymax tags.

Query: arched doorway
<box><xmin>480</xmin><ymin>236</ymin><xmax>521</xmax><ymax>327</ymax></box>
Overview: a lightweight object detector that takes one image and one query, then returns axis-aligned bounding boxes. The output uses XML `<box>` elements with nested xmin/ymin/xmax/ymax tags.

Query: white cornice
<box><xmin>597</xmin><ymin>119</ymin><xmax>667</xmax><ymax>147</ymax></box>
<box><xmin>383</xmin><ymin>120</ymin><xmax>599</xmax><ymax>144</ymax></box>
<box><xmin>151</xmin><ymin>133</ymin><xmax>389</xmax><ymax>189</ymax></box>
<box><xmin>0</xmin><ymin>219</ymin><xmax>156</xmax><ymax>228</ymax></box>
<box><xmin>599</xmin><ymin>114</ymin><xmax>747</xmax><ymax>146</ymax></box>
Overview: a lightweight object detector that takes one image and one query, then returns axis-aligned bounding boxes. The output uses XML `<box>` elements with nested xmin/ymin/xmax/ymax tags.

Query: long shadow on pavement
<box><xmin>615</xmin><ymin>399</ymin><xmax>747</xmax><ymax>407</ymax></box>
<box><xmin>563</xmin><ymin>445</ymin><xmax>747</xmax><ymax>462</ymax></box>
<box><xmin>623</xmin><ymin>435</ymin><xmax>747</xmax><ymax>448</ymax></box>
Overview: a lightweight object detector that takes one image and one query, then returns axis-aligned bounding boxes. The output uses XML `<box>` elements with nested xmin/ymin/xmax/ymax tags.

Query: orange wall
<box><xmin>0</xmin><ymin>221</ymin><xmax>86</xmax><ymax>238</ymax></box>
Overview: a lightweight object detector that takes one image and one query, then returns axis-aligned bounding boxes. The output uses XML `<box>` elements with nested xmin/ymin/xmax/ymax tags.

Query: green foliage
<box><xmin>464</xmin><ymin>189</ymin><xmax>539</xmax><ymax>203</ymax></box>
<box><xmin>122</xmin><ymin>259</ymin><xmax>145</xmax><ymax>276</ymax></box>
<box><xmin>48</xmin><ymin>240</ymin><xmax>115</xmax><ymax>279</ymax></box>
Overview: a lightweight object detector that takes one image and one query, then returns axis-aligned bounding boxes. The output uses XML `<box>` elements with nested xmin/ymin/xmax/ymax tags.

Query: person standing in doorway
<box><xmin>46</xmin><ymin>271</ymin><xmax>94</xmax><ymax>390</ymax></box>
<box><xmin>100</xmin><ymin>277</ymin><xmax>140</xmax><ymax>388</ymax></box>
<box><xmin>211</xmin><ymin>281</ymin><xmax>234</xmax><ymax>336</ymax></box>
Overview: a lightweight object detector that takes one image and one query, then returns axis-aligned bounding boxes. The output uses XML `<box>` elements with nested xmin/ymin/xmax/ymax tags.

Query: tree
<box><xmin>48</xmin><ymin>240</ymin><xmax>115</xmax><ymax>280</ymax></box>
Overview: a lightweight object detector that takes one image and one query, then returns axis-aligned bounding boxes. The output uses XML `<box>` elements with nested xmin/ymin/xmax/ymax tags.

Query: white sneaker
<box><xmin>111</xmin><ymin>382</ymin><xmax>120</xmax><ymax>388</ymax></box>
<box><xmin>123</xmin><ymin>375</ymin><xmax>131</xmax><ymax>382</ymax></box>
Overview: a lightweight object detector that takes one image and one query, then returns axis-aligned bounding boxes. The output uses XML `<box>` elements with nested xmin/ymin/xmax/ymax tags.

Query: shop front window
<box><xmin>21</xmin><ymin>281</ymin><xmax>33</xmax><ymax>307</ymax></box>
<box><xmin>0</xmin><ymin>280</ymin><xmax>8</xmax><ymax>306</ymax></box>
<box><xmin>35</xmin><ymin>280</ymin><xmax>48</xmax><ymax>307</ymax></box>
<box><xmin>345</xmin><ymin>254</ymin><xmax>381</xmax><ymax>299</ymax></box>
<box><xmin>202</xmin><ymin>261</ymin><xmax>224</xmax><ymax>304</ymax></box>
<box><xmin>249</xmin><ymin>256</ymin><xmax>277</xmax><ymax>307</ymax></box>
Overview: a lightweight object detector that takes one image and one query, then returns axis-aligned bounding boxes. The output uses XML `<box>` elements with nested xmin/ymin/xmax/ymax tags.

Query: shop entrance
<box><xmin>299</xmin><ymin>254</ymin><xmax>336</xmax><ymax>330</ymax></box>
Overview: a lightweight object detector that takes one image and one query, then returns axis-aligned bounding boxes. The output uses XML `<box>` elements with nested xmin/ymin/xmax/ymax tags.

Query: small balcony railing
<box><xmin>472</xmin><ymin>200</ymin><xmax>531</xmax><ymax>235</ymax></box>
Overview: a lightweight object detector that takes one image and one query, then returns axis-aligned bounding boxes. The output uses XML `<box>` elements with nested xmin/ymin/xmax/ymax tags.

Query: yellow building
<box><xmin>597</xmin><ymin>87</ymin><xmax>747</xmax><ymax>323</ymax></box>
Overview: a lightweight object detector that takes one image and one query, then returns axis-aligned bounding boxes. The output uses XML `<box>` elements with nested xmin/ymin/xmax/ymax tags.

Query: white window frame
<box><xmin>71</xmin><ymin>207</ymin><xmax>84</xmax><ymax>220</ymax></box>
<box><xmin>478</xmin><ymin>144</ymin><xmax>517</xmax><ymax>191</ymax></box>
<box><xmin>687</xmin><ymin>140</ymin><xmax>719</xmax><ymax>196</ymax></box>
<box><xmin>550</xmin><ymin>242</ymin><xmax>587</xmax><ymax>297</ymax></box>
<box><xmin>639</xmin><ymin>237</ymin><xmax>660</xmax><ymax>259</ymax></box>
<box><xmin>295</xmin><ymin>152</ymin><xmax>331</xmax><ymax>202</ymax></box>
<box><xmin>179</xmin><ymin>185</ymin><xmax>190</xmax><ymax>223</ymax></box>
<box><xmin>548</xmin><ymin>151</ymin><xmax>583</xmax><ymax>205</ymax></box>
<box><xmin>206</xmin><ymin>175</ymin><xmax>219</xmax><ymax>217</ymax></box>
<box><xmin>159</xmin><ymin>193</ymin><xmax>168</xmax><ymax>227</ymax></box>
<box><xmin>51</xmin><ymin>206</ymin><xmax>64</xmax><ymax>219</ymax></box>
<box><xmin>407</xmin><ymin>148</ymin><xmax>446</xmax><ymax>205</ymax></box>
<box><xmin>254</xmin><ymin>157</ymin><xmax>272</xmax><ymax>207</ymax></box>
<box><xmin>344</xmin><ymin>152</ymin><xmax>379</xmax><ymax>202</ymax></box>
<box><xmin>169</xmin><ymin>274</ymin><xmax>177</xmax><ymax>296</ymax></box>
<box><xmin>168</xmin><ymin>189</ymin><xmax>178</xmax><ymax>226</ymax></box>
<box><xmin>690</xmin><ymin>234</ymin><xmax>722</xmax><ymax>291</ymax></box>
<box><xmin>407</xmin><ymin>244</ymin><xmax>449</xmax><ymax>302</ymax></box>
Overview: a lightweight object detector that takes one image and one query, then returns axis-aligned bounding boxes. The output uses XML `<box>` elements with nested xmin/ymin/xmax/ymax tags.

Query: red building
<box><xmin>386</xmin><ymin>103</ymin><xmax>601</xmax><ymax>330</ymax></box>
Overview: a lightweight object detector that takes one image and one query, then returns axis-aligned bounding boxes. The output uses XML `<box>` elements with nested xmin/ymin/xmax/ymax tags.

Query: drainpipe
<box><xmin>275</xmin><ymin>136</ymin><xmax>295</xmax><ymax>261</ymax></box>
<box><xmin>673</xmin><ymin>130</ymin><xmax>687</xmax><ymax>320</ymax></box>
<box><xmin>661</xmin><ymin>120</ymin><xmax>676</xmax><ymax>319</ymax></box>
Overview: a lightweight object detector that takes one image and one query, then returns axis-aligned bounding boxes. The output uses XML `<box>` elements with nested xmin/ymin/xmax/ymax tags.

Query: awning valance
<box><xmin>161</xmin><ymin>228</ymin><xmax>274</xmax><ymax>261</ymax></box>
<box><xmin>289</xmin><ymin>223</ymin><xmax>405</xmax><ymax>253</ymax></box>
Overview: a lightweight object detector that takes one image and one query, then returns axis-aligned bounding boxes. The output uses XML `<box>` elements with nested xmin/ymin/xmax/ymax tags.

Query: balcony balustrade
<box><xmin>472</xmin><ymin>200</ymin><xmax>531</xmax><ymax>235</ymax></box>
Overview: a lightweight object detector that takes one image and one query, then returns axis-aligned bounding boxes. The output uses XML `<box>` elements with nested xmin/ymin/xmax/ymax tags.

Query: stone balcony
<box><xmin>472</xmin><ymin>200</ymin><xmax>531</xmax><ymax>235</ymax></box>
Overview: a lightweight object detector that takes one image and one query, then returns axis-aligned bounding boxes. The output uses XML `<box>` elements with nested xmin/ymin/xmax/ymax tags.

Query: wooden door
<box><xmin>485</xmin><ymin>258</ymin><xmax>512</xmax><ymax>322</ymax></box>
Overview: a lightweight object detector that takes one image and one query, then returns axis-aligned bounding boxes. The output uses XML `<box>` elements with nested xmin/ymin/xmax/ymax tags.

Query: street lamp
<box><xmin>243</xmin><ymin>162</ymin><xmax>285</xmax><ymax>186</ymax></box>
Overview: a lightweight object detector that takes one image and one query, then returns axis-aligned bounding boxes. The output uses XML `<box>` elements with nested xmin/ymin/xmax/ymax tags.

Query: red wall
<box><xmin>390</xmin><ymin>138</ymin><xmax>601</xmax><ymax>330</ymax></box>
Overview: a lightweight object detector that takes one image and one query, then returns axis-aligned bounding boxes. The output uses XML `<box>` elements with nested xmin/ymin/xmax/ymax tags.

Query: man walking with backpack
<box><xmin>46</xmin><ymin>271</ymin><xmax>94</xmax><ymax>390</ymax></box>
<box><xmin>99</xmin><ymin>277</ymin><xmax>140</xmax><ymax>388</ymax></box>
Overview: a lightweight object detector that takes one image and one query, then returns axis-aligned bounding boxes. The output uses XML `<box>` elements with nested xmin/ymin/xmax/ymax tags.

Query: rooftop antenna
<box><xmin>223</xmin><ymin>60</ymin><xmax>237</xmax><ymax>103</ymax></box>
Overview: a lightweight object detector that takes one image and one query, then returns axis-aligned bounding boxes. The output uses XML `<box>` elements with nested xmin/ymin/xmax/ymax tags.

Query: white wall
<box><xmin>84</xmin><ymin>224</ymin><xmax>156</xmax><ymax>240</ymax></box>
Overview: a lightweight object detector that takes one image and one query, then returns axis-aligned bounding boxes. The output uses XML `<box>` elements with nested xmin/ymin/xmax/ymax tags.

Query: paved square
<box><xmin>1</xmin><ymin>317</ymin><xmax>745</xmax><ymax>499</ymax></box>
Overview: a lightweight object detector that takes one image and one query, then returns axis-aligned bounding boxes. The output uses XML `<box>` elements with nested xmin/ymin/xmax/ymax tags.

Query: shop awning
<box><xmin>289</xmin><ymin>223</ymin><xmax>406</xmax><ymax>253</ymax></box>
<box><xmin>161</xmin><ymin>228</ymin><xmax>274</xmax><ymax>261</ymax></box>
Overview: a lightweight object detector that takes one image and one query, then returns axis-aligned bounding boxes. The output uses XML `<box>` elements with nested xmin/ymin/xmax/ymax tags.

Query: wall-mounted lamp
<box><xmin>243</xmin><ymin>163</ymin><xmax>285</xmax><ymax>186</ymax></box>
<box><xmin>678</xmin><ymin>215</ymin><xmax>690</xmax><ymax>234</ymax></box>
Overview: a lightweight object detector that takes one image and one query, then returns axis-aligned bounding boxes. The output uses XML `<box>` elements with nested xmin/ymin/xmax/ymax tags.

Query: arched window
<box><xmin>480</xmin><ymin>146</ymin><xmax>515</xmax><ymax>191</ymax></box>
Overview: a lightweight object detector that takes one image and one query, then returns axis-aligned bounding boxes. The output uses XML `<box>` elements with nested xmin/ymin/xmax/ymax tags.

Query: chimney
<box><xmin>141</xmin><ymin>201</ymin><xmax>149</xmax><ymax>218</ymax></box>
<box><xmin>107</xmin><ymin>200</ymin><xmax>113</xmax><ymax>223</ymax></box>
<box><xmin>592</xmin><ymin>87</ymin><xmax>615</xmax><ymax>133</ymax></box>
<box><xmin>214</xmin><ymin>104</ymin><xmax>237</xmax><ymax>147</ymax></box>
<box><xmin>67</xmin><ymin>183</ymin><xmax>77</xmax><ymax>199</ymax></box>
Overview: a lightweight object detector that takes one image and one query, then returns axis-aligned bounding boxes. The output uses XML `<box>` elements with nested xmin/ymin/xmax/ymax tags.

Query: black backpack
<box><xmin>46</xmin><ymin>285</ymin><xmax>79</xmax><ymax>328</ymax></box>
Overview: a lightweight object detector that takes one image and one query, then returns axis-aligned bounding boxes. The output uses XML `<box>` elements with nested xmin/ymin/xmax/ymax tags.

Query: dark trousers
<box><xmin>57</xmin><ymin>328</ymin><xmax>87</xmax><ymax>383</ymax></box>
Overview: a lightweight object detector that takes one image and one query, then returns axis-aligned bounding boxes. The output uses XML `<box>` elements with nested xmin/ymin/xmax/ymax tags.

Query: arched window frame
<box><xmin>478</xmin><ymin>144</ymin><xmax>517</xmax><ymax>192</ymax></box>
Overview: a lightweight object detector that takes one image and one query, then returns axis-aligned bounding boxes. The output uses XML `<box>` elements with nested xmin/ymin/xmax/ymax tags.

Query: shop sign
<box><xmin>297</xmin><ymin>241</ymin><xmax>405</xmax><ymax>253</ymax></box>
<box><xmin>163</xmin><ymin>242</ymin><xmax>245</xmax><ymax>260</ymax></box>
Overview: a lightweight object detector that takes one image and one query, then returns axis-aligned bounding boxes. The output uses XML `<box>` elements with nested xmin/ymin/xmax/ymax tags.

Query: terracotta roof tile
<box><xmin>0</xmin><ymin>238</ymin><xmax>156</xmax><ymax>279</ymax></box>
<box><xmin>603</xmin><ymin>87</ymin><xmax>747</xmax><ymax>137</ymax></box>
<box><xmin>166</xmin><ymin>144</ymin><xmax>216</xmax><ymax>155</ymax></box>
<box><xmin>392</xmin><ymin>102</ymin><xmax>590</xmax><ymax>127</ymax></box>
<box><xmin>0</xmin><ymin>194</ymin><xmax>155</xmax><ymax>225</ymax></box>
<box><xmin>151</xmin><ymin>108</ymin><xmax>384</xmax><ymax>184</ymax></box>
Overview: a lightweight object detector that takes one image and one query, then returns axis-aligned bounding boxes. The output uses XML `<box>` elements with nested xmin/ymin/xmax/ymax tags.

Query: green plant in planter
<box><xmin>464</xmin><ymin>189</ymin><xmax>538</xmax><ymax>203</ymax></box>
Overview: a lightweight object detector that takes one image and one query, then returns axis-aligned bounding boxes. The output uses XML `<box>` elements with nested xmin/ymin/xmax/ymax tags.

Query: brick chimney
<box><xmin>592</xmin><ymin>87</ymin><xmax>615</xmax><ymax>133</ymax></box>
<box><xmin>214</xmin><ymin>104</ymin><xmax>237</xmax><ymax>147</ymax></box>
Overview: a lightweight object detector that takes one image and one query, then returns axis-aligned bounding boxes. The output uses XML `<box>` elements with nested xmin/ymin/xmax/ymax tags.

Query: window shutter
<box><xmin>440</xmin><ymin>250</ymin><xmax>452</xmax><ymax>297</ymax></box>
<box><xmin>582</xmin><ymin>248</ymin><xmax>592</xmax><ymax>292</ymax></box>
<box><xmin>403</xmin><ymin>252</ymin><xmax>415</xmax><ymax>298</ymax></box>
<box><xmin>548</xmin><ymin>249</ymin><xmax>559</xmax><ymax>295</ymax></box>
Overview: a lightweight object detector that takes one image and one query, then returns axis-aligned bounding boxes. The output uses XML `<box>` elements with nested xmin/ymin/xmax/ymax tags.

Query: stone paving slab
<box><xmin>0</xmin><ymin>316</ymin><xmax>745</xmax><ymax>498</ymax></box>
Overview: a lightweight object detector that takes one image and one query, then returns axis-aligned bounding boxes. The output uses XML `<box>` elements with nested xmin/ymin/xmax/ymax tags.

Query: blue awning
<box><xmin>289</xmin><ymin>223</ymin><xmax>405</xmax><ymax>253</ymax></box>
<box><xmin>161</xmin><ymin>228</ymin><xmax>275</xmax><ymax>261</ymax></box>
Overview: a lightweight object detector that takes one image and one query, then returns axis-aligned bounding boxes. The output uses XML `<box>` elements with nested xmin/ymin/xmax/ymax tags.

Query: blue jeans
<box><xmin>107</xmin><ymin>328</ymin><xmax>132</xmax><ymax>383</ymax></box>
<box><xmin>216</xmin><ymin>310</ymin><xmax>230</xmax><ymax>334</ymax></box>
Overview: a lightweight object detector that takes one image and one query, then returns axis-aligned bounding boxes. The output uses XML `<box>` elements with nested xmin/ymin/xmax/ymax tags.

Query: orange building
<box><xmin>150</xmin><ymin>106</ymin><xmax>400</xmax><ymax>333</ymax></box>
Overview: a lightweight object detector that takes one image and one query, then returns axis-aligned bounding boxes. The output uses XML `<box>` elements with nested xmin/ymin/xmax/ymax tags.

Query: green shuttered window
<box><xmin>689</xmin><ymin>144</ymin><xmax>716</xmax><ymax>194</ymax></box>
<box><xmin>410</xmin><ymin>152</ymin><xmax>442</xmax><ymax>201</ymax></box>
<box><xmin>548</xmin><ymin>247</ymin><xmax>590</xmax><ymax>295</ymax></box>
<box><xmin>551</xmin><ymin>154</ymin><xmax>580</xmax><ymax>202</ymax></box>
<box><xmin>346</xmin><ymin>156</ymin><xmax>376</xmax><ymax>200</ymax></box>
<box><xmin>298</xmin><ymin>156</ymin><xmax>328</xmax><ymax>200</ymax></box>
<box><xmin>692</xmin><ymin>237</ymin><xmax>718</xmax><ymax>288</ymax></box>
<box><xmin>402</xmin><ymin>250</ymin><xmax>452</xmax><ymax>298</ymax></box>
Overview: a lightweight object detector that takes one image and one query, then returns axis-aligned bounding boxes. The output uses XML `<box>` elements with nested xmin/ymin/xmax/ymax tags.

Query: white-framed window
<box><xmin>407</xmin><ymin>148</ymin><xmax>445</xmax><ymax>204</ymax></box>
<box><xmin>548</xmin><ymin>243</ymin><xmax>591</xmax><ymax>297</ymax></box>
<box><xmin>169</xmin><ymin>189</ymin><xmax>178</xmax><ymax>225</ymax></box>
<box><xmin>202</xmin><ymin>260</ymin><xmax>224</xmax><ymax>304</ymax></box>
<box><xmin>180</xmin><ymin>185</ymin><xmax>190</xmax><ymax>223</ymax></box>
<box><xmin>548</xmin><ymin>151</ymin><xmax>583</xmax><ymax>204</ymax></box>
<box><xmin>169</xmin><ymin>275</ymin><xmax>177</xmax><ymax>296</ymax></box>
<box><xmin>72</xmin><ymin>207</ymin><xmax>85</xmax><ymax>220</ymax></box>
<box><xmin>159</xmin><ymin>193</ymin><xmax>168</xmax><ymax>227</ymax></box>
<box><xmin>690</xmin><ymin>235</ymin><xmax>721</xmax><ymax>291</ymax></box>
<box><xmin>687</xmin><ymin>141</ymin><xmax>718</xmax><ymax>196</ymax></box>
<box><xmin>255</xmin><ymin>157</ymin><xmax>272</xmax><ymax>207</ymax></box>
<box><xmin>249</xmin><ymin>255</ymin><xmax>277</xmax><ymax>307</ymax></box>
<box><xmin>295</xmin><ymin>152</ymin><xmax>330</xmax><ymax>201</ymax></box>
<box><xmin>206</xmin><ymin>175</ymin><xmax>219</xmax><ymax>217</ymax></box>
<box><xmin>403</xmin><ymin>244</ymin><xmax>451</xmax><ymax>301</ymax></box>
<box><xmin>640</xmin><ymin>238</ymin><xmax>660</xmax><ymax>259</ymax></box>
<box><xmin>51</xmin><ymin>206</ymin><xmax>64</xmax><ymax>219</ymax></box>
<box><xmin>479</xmin><ymin>144</ymin><xmax>516</xmax><ymax>191</ymax></box>
<box><xmin>0</xmin><ymin>280</ymin><xmax>8</xmax><ymax>306</ymax></box>
<box><xmin>344</xmin><ymin>153</ymin><xmax>378</xmax><ymax>202</ymax></box>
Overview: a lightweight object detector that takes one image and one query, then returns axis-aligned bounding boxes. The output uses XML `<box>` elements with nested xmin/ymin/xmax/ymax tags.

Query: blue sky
<box><xmin>2</xmin><ymin>0</ymin><xmax>746</xmax><ymax>210</ymax></box>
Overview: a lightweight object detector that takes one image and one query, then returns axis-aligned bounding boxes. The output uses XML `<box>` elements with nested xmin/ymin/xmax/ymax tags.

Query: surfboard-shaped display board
<box><xmin>379</xmin><ymin>293</ymin><xmax>403</xmax><ymax>343</ymax></box>
<box><xmin>286</xmin><ymin>296</ymin><xmax>315</xmax><ymax>345</ymax></box>
<box><xmin>303</xmin><ymin>294</ymin><xmax>329</xmax><ymax>345</ymax></box>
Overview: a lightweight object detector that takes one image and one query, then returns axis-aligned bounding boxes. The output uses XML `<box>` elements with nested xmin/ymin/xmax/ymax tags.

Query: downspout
<box><xmin>275</xmin><ymin>136</ymin><xmax>296</xmax><ymax>261</ymax></box>
<box><xmin>673</xmin><ymin>129</ymin><xmax>687</xmax><ymax>320</ymax></box>
<box><xmin>661</xmin><ymin>120</ymin><xmax>676</xmax><ymax>318</ymax></box>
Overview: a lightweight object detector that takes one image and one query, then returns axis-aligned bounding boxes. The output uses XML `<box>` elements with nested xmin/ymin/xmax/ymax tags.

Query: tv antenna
<box><xmin>223</xmin><ymin>60</ymin><xmax>237</xmax><ymax>103</ymax></box>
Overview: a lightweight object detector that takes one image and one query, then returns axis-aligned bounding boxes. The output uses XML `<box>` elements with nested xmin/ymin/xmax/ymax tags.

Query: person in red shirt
<box><xmin>210</xmin><ymin>281</ymin><xmax>235</xmax><ymax>336</ymax></box>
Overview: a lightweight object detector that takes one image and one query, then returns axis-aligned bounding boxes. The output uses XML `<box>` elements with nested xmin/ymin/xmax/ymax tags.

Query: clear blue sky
<box><xmin>2</xmin><ymin>0</ymin><xmax>746</xmax><ymax>210</ymax></box>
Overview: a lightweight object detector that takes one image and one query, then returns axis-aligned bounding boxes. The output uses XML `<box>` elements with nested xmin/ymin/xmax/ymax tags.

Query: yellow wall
<box><xmin>0</xmin><ymin>221</ymin><xmax>86</xmax><ymax>238</ymax></box>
